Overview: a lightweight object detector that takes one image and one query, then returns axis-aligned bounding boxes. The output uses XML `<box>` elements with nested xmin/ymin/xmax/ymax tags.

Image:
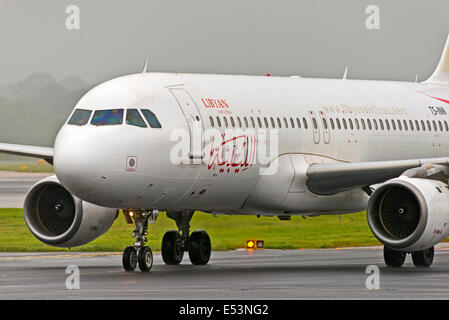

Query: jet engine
<box><xmin>367</xmin><ymin>176</ymin><xmax>449</xmax><ymax>252</ymax></box>
<box><xmin>23</xmin><ymin>176</ymin><xmax>118</xmax><ymax>248</ymax></box>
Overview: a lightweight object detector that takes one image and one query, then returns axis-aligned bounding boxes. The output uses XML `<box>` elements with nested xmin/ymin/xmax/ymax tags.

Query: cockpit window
<box><xmin>141</xmin><ymin>109</ymin><xmax>162</xmax><ymax>128</ymax></box>
<box><xmin>91</xmin><ymin>109</ymin><xmax>124</xmax><ymax>126</ymax></box>
<box><xmin>68</xmin><ymin>109</ymin><xmax>92</xmax><ymax>126</ymax></box>
<box><xmin>126</xmin><ymin>109</ymin><xmax>147</xmax><ymax>128</ymax></box>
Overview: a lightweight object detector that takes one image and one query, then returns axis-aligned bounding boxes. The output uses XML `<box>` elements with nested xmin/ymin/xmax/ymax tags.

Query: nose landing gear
<box><xmin>122</xmin><ymin>209</ymin><xmax>158</xmax><ymax>272</ymax></box>
<box><xmin>121</xmin><ymin>209</ymin><xmax>211</xmax><ymax>272</ymax></box>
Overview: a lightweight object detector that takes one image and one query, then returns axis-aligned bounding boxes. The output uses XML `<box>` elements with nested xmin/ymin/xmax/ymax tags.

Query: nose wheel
<box><xmin>122</xmin><ymin>210</ymin><xmax>157</xmax><ymax>272</ymax></box>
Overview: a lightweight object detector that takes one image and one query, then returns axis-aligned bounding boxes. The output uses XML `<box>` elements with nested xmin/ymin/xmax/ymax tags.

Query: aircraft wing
<box><xmin>0</xmin><ymin>143</ymin><xmax>54</xmax><ymax>163</ymax></box>
<box><xmin>306</xmin><ymin>157</ymin><xmax>449</xmax><ymax>195</ymax></box>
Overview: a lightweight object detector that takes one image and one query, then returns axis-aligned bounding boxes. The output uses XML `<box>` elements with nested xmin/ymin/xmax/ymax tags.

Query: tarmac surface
<box><xmin>1</xmin><ymin>246</ymin><xmax>449</xmax><ymax>299</ymax></box>
<box><xmin>0</xmin><ymin>171</ymin><xmax>52</xmax><ymax>208</ymax></box>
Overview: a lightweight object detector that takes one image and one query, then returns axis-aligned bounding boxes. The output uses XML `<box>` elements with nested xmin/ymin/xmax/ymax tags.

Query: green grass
<box><xmin>0</xmin><ymin>209</ymin><xmax>385</xmax><ymax>252</ymax></box>
<box><xmin>2</xmin><ymin>208</ymin><xmax>447</xmax><ymax>252</ymax></box>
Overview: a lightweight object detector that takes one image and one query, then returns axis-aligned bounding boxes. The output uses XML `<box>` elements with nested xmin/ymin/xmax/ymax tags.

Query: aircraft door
<box><xmin>308</xmin><ymin>111</ymin><xmax>320</xmax><ymax>144</ymax></box>
<box><xmin>318</xmin><ymin>110</ymin><xmax>330</xmax><ymax>144</ymax></box>
<box><xmin>170</xmin><ymin>88</ymin><xmax>204</xmax><ymax>163</ymax></box>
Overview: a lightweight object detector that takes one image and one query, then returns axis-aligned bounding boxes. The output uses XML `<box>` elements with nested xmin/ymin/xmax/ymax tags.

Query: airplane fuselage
<box><xmin>53</xmin><ymin>72</ymin><xmax>449</xmax><ymax>216</ymax></box>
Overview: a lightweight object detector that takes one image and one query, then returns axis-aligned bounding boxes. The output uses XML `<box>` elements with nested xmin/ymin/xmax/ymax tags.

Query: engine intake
<box><xmin>367</xmin><ymin>176</ymin><xmax>449</xmax><ymax>252</ymax></box>
<box><xmin>24</xmin><ymin>176</ymin><xmax>118</xmax><ymax>248</ymax></box>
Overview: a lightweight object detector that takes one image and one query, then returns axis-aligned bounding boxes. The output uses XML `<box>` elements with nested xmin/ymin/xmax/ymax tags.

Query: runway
<box><xmin>1</xmin><ymin>245</ymin><xmax>449</xmax><ymax>299</ymax></box>
<box><xmin>0</xmin><ymin>171</ymin><xmax>52</xmax><ymax>208</ymax></box>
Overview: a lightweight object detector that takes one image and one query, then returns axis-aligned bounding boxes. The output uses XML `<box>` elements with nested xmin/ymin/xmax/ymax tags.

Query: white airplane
<box><xmin>1</xmin><ymin>35</ymin><xmax>449</xmax><ymax>272</ymax></box>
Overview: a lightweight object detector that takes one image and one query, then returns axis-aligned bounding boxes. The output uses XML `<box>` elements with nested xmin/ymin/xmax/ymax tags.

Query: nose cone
<box><xmin>54</xmin><ymin>128</ymin><xmax>112</xmax><ymax>202</ymax></box>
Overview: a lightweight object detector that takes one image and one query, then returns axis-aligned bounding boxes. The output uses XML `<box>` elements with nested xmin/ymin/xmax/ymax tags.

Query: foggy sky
<box><xmin>1</xmin><ymin>0</ymin><xmax>449</xmax><ymax>87</ymax></box>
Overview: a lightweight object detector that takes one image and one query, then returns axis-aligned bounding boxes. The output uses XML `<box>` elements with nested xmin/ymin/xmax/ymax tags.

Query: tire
<box><xmin>161</xmin><ymin>230</ymin><xmax>184</xmax><ymax>265</ymax></box>
<box><xmin>122</xmin><ymin>246</ymin><xmax>137</xmax><ymax>271</ymax></box>
<box><xmin>188</xmin><ymin>230</ymin><xmax>211</xmax><ymax>265</ymax></box>
<box><xmin>138</xmin><ymin>246</ymin><xmax>153</xmax><ymax>272</ymax></box>
<box><xmin>383</xmin><ymin>246</ymin><xmax>406</xmax><ymax>268</ymax></box>
<box><xmin>412</xmin><ymin>247</ymin><xmax>434</xmax><ymax>268</ymax></box>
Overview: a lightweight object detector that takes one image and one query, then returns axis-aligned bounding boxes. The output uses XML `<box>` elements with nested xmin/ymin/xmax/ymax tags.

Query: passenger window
<box><xmin>385</xmin><ymin>119</ymin><xmax>390</xmax><ymax>130</ymax></box>
<box><xmin>361</xmin><ymin>119</ymin><xmax>366</xmax><ymax>130</ymax></box>
<box><xmin>367</xmin><ymin>119</ymin><xmax>372</xmax><ymax>130</ymax></box>
<box><xmin>421</xmin><ymin>120</ymin><xmax>426</xmax><ymax>131</ymax></box>
<box><xmin>303</xmin><ymin>118</ymin><xmax>308</xmax><ymax>129</ymax></box>
<box><xmin>68</xmin><ymin>109</ymin><xmax>92</xmax><ymax>126</ymax></box>
<box><xmin>237</xmin><ymin>117</ymin><xmax>242</xmax><ymax>128</ymax></box>
<box><xmin>230</xmin><ymin>117</ymin><xmax>235</xmax><ymax>128</ymax></box>
<box><xmin>322</xmin><ymin>118</ymin><xmax>328</xmax><ymax>130</ymax></box>
<box><xmin>403</xmin><ymin>120</ymin><xmax>408</xmax><ymax>131</ymax></box>
<box><xmin>373</xmin><ymin>119</ymin><xmax>378</xmax><ymax>130</ymax></box>
<box><xmin>379</xmin><ymin>119</ymin><xmax>384</xmax><ymax>130</ymax></box>
<box><xmin>224</xmin><ymin>117</ymin><xmax>229</xmax><ymax>128</ymax></box>
<box><xmin>277</xmin><ymin>118</ymin><xmax>282</xmax><ymax>128</ymax></box>
<box><xmin>296</xmin><ymin>118</ymin><xmax>301</xmax><ymax>128</ymax></box>
<box><xmin>433</xmin><ymin>120</ymin><xmax>437</xmax><ymax>131</ymax></box>
<box><xmin>250</xmin><ymin>117</ymin><xmax>255</xmax><ymax>128</ymax></box>
<box><xmin>243</xmin><ymin>117</ymin><xmax>249</xmax><ymax>128</ymax></box>
<box><xmin>330</xmin><ymin>118</ymin><xmax>335</xmax><ymax>130</ymax></box>
<box><xmin>126</xmin><ymin>109</ymin><xmax>147</xmax><ymax>128</ymax></box>
<box><xmin>439</xmin><ymin>120</ymin><xmax>443</xmax><ymax>131</ymax></box>
<box><xmin>210</xmin><ymin>116</ymin><xmax>214</xmax><ymax>127</ymax></box>
<box><xmin>342</xmin><ymin>118</ymin><xmax>347</xmax><ymax>130</ymax></box>
<box><xmin>336</xmin><ymin>118</ymin><xmax>341</xmax><ymax>130</ymax></box>
<box><xmin>312</xmin><ymin>118</ymin><xmax>318</xmax><ymax>130</ymax></box>
<box><xmin>91</xmin><ymin>109</ymin><xmax>124</xmax><ymax>126</ymax></box>
<box><xmin>390</xmin><ymin>120</ymin><xmax>395</xmax><ymax>130</ymax></box>
<box><xmin>427</xmin><ymin>120</ymin><xmax>431</xmax><ymax>131</ymax></box>
<box><xmin>415</xmin><ymin>120</ymin><xmax>420</xmax><ymax>131</ymax></box>
<box><xmin>141</xmin><ymin>109</ymin><xmax>162</xmax><ymax>128</ymax></box>
<box><xmin>409</xmin><ymin>120</ymin><xmax>414</xmax><ymax>131</ymax></box>
<box><xmin>290</xmin><ymin>118</ymin><xmax>295</xmax><ymax>128</ymax></box>
<box><xmin>216</xmin><ymin>117</ymin><xmax>222</xmax><ymax>127</ymax></box>
<box><xmin>284</xmin><ymin>117</ymin><xmax>289</xmax><ymax>128</ymax></box>
<box><xmin>270</xmin><ymin>117</ymin><xmax>275</xmax><ymax>128</ymax></box>
<box><xmin>354</xmin><ymin>119</ymin><xmax>360</xmax><ymax>130</ymax></box>
<box><xmin>445</xmin><ymin>121</ymin><xmax>448</xmax><ymax>131</ymax></box>
<box><xmin>264</xmin><ymin>117</ymin><xmax>269</xmax><ymax>128</ymax></box>
<box><xmin>257</xmin><ymin>117</ymin><xmax>262</xmax><ymax>128</ymax></box>
<box><xmin>348</xmin><ymin>119</ymin><xmax>353</xmax><ymax>130</ymax></box>
<box><xmin>397</xmin><ymin>120</ymin><xmax>402</xmax><ymax>131</ymax></box>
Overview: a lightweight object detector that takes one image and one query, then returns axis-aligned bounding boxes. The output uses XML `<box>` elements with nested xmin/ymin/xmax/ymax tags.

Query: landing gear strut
<box><xmin>162</xmin><ymin>210</ymin><xmax>211</xmax><ymax>265</ymax></box>
<box><xmin>122</xmin><ymin>209</ymin><xmax>158</xmax><ymax>272</ymax></box>
<box><xmin>383</xmin><ymin>246</ymin><xmax>434</xmax><ymax>268</ymax></box>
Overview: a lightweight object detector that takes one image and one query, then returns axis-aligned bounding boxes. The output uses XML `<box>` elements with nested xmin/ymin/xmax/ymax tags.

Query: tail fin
<box><xmin>425</xmin><ymin>34</ymin><xmax>449</xmax><ymax>85</ymax></box>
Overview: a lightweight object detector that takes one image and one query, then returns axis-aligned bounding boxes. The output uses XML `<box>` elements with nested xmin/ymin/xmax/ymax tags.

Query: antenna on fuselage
<box><xmin>342</xmin><ymin>66</ymin><xmax>349</xmax><ymax>80</ymax></box>
<box><xmin>142</xmin><ymin>58</ymin><xmax>149</xmax><ymax>73</ymax></box>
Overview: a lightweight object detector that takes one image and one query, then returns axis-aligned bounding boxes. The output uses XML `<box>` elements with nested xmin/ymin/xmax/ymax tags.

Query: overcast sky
<box><xmin>1</xmin><ymin>0</ymin><xmax>449</xmax><ymax>86</ymax></box>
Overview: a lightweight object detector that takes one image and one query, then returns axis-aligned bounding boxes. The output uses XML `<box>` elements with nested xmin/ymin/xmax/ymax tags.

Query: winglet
<box><xmin>142</xmin><ymin>58</ymin><xmax>148</xmax><ymax>73</ymax></box>
<box><xmin>425</xmin><ymin>34</ymin><xmax>449</xmax><ymax>85</ymax></box>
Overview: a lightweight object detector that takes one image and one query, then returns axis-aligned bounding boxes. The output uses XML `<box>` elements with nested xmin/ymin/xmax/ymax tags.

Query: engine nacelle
<box><xmin>24</xmin><ymin>176</ymin><xmax>118</xmax><ymax>248</ymax></box>
<box><xmin>367</xmin><ymin>176</ymin><xmax>449</xmax><ymax>252</ymax></box>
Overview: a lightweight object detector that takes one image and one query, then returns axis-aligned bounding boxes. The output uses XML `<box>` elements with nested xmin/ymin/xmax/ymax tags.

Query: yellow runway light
<box><xmin>246</xmin><ymin>240</ymin><xmax>264</xmax><ymax>250</ymax></box>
